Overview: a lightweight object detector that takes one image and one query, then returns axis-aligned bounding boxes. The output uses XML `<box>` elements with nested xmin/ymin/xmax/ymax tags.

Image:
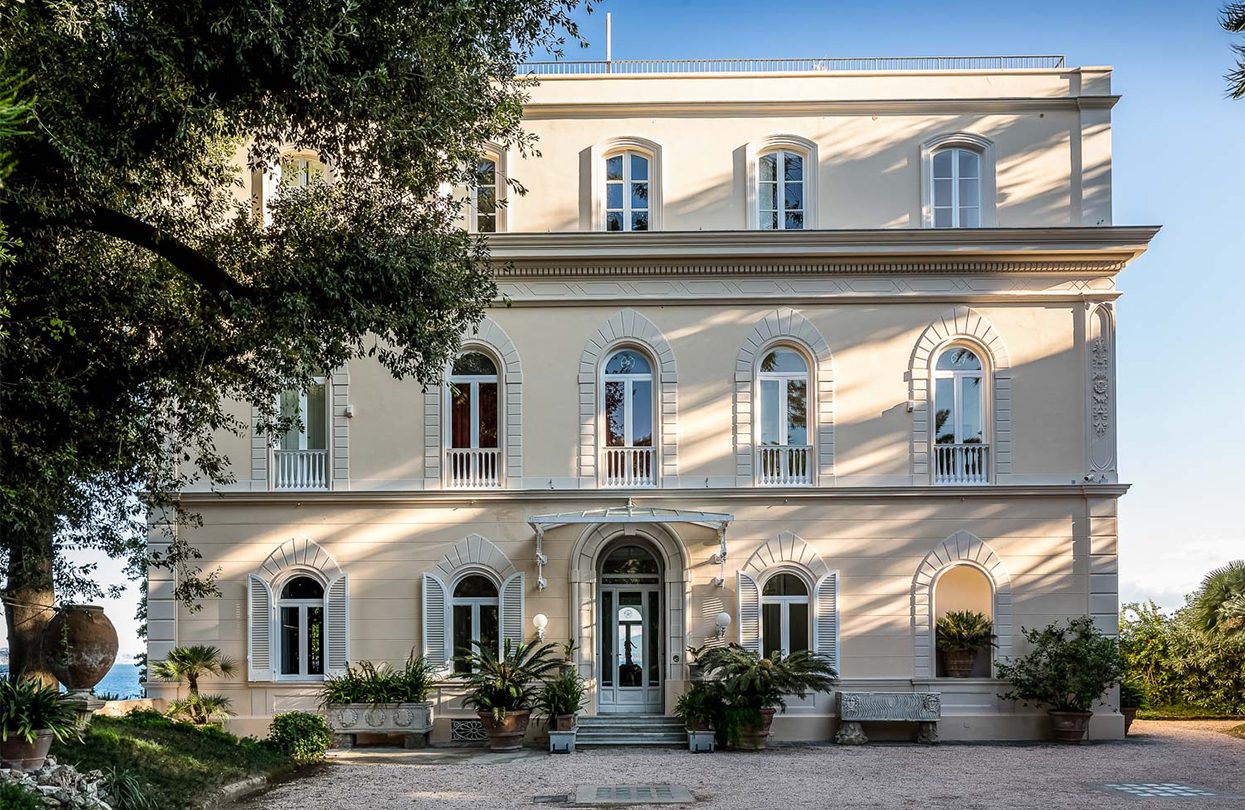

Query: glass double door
<box><xmin>598</xmin><ymin>586</ymin><xmax>662</xmax><ymax>713</ymax></box>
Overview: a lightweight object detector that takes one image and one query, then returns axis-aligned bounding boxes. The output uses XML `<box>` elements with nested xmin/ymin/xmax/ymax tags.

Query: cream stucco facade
<box><xmin>149</xmin><ymin>57</ymin><xmax>1157</xmax><ymax>743</ymax></box>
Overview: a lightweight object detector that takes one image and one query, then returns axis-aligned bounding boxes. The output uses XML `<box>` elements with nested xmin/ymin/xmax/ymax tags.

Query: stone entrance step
<box><xmin>575</xmin><ymin>714</ymin><xmax>687</xmax><ymax>747</ymax></box>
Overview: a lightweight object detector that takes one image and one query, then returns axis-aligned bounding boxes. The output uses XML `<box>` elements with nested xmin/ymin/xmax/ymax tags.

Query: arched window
<box><xmin>445</xmin><ymin>351</ymin><xmax>500</xmax><ymax>488</ymax></box>
<box><xmin>472</xmin><ymin>155</ymin><xmax>500</xmax><ymax>233</ymax></box>
<box><xmin>278</xmin><ymin>576</ymin><xmax>325</xmax><ymax>678</ymax></box>
<box><xmin>758</xmin><ymin>150</ymin><xmax>806</xmax><ymax>230</ymax></box>
<box><xmin>761</xmin><ymin>573</ymin><xmax>811</xmax><ymax>658</ymax></box>
<box><xmin>451</xmin><ymin>574</ymin><xmax>500</xmax><ymax>674</ymax></box>
<box><xmin>281</xmin><ymin>154</ymin><xmax>327</xmax><ymax>189</ymax></box>
<box><xmin>274</xmin><ymin>378</ymin><xmax>329</xmax><ymax>490</ymax></box>
<box><xmin>933</xmin><ymin>346</ymin><xmax>988</xmax><ymax>484</ymax></box>
<box><xmin>756</xmin><ymin>347</ymin><xmax>811</xmax><ymax>486</ymax></box>
<box><xmin>605</xmin><ymin>151</ymin><xmax>650</xmax><ymax>232</ymax></box>
<box><xmin>602</xmin><ymin>349</ymin><xmax>655</xmax><ymax>486</ymax></box>
<box><xmin>931</xmin><ymin>147</ymin><xmax>981</xmax><ymax>228</ymax></box>
<box><xmin>932</xmin><ymin>564</ymin><xmax>994</xmax><ymax>677</ymax></box>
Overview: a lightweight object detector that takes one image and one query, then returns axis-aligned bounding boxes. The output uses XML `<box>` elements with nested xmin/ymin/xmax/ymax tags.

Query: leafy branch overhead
<box><xmin>0</xmin><ymin>0</ymin><xmax>594</xmax><ymax>679</ymax></box>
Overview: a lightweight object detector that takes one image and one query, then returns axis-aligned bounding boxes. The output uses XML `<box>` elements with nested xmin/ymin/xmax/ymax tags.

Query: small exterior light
<box><xmin>715</xmin><ymin>612</ymin><xmax>732</xmax><ymax>640</ymax></box>
<box><xmin>533</xmin><ymin>613</ymin><xmax>549</xmax><ymax>641</ymax></box>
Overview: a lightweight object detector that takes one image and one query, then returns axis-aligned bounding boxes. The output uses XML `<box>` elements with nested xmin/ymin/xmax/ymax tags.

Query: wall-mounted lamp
<box><xmin>715</xmin><ymin>612</ymin><xmax>732</xmax><ymax>641</ymax></box>
<box><xmin>532</xmin><ymin>613</ymin><xmax>549</xmax><ymax>642</ymax></box>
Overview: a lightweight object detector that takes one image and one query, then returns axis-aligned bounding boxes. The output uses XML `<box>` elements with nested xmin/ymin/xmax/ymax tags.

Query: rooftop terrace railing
<box><xmin>518</xmin><ymin>55</ymin><xmax>1067</xmax><ymax>76</ymax></box>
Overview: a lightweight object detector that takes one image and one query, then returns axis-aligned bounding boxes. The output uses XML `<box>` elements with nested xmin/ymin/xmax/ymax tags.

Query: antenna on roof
<box><xmin>606</xmin><ymin>12</ymin><xmax>613</xmax><ymax>67</ymax></box>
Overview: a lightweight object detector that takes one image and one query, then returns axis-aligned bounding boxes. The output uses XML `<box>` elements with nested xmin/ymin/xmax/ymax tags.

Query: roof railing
<box><xmin>518</xmin><ymin>55</ymin><xmax>1066</xmax><ymax>76</ymax></box>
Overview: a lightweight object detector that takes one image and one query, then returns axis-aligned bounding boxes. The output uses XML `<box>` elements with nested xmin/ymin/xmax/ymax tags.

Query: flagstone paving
<box><xmin>238</xmin><ymin>720</ymin><xmax>1244</xmax><ymax>809</ymax></box>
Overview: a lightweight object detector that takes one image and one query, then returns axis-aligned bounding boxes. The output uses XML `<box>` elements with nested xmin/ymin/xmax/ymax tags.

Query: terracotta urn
<box><xmin>43</xmin><ymin>604</ymin><xmax>119</xmax><ymax>694</ymax></box>
<box><xmin>1048</xmin><ymin>710</ymin><xmax>1093</xmax><ymax>744</ymax></box>
<box><xmin>941</xmin><ymin>649</ymin><xmax>978</xmax><ymax>678</ymax></box>
<box><xmin>735</xmin><ymin>707</ymin><xmax>777</xmax><ymax>751</ymax></box>
<box><xmin>0</xmin><ymin>730</ymin><xmax>55</xmax><ymax>771</ymax></box>
<box><xmin>479</xmin><ymin>709</ymin><xmax>531</xmax><ymax>752</ymax></box>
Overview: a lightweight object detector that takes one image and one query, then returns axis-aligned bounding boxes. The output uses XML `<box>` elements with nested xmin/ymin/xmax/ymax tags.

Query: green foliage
<box><xmin>460</xmin><ymin>639</ymin><xmax>561</xmax><ymax>721</ymax></box>
<box><xmin>935</xmin><ymin>610</ymin><xmax>996</xmax><ymax>653</ymax></box>
<box><xmin>996</xmin><ymin>616</ymin><xmax>1124</xmax><ymax>713</ymax></box>
<box><xmin>536</xmin><ymin>668</ymin><xmax>586</xmax><ymax>720</ymax></box>
<box><xmin>1224</xmin><ymin>3</ymin><xmax>1245</xmax><ymax>98</ymax></box>
<box><xmin>268</xmin><ymin>711</ymin><xmax>333</xmax><ymax>766</ymax></box>
<box><xmin>673</xmin><ymin>681</ymin><xmax>726</xmax><ymax>730</ymax></box>
<box><xmin>103</xmin><ymin>767</ymin><xmax>158</xmax><ymax>810</ymax></box>
<box><xmin>0</xmin><ymin>677</ymin><xmax>79</xmax><ymax>743</ymax></box>
<box><xmin>1188</xmin><ymin>561</ymin><xmax>1245</xmax><ymax>636</ymax></box>
<box><xmin>319</xmin><ymin>653</ymin><xmax>434</xmax><ymax>705</ymax></box>
<box><xmin>1118</xmin><ymin>678</ymin><xmax>1147</xmax><ymax>710</ymax></box>
<box><xmin>0</xmin><ymin>781</ymin><xmax>42</xmax><ymax>810</ymax></box>
<box><xmin>697</xmin><ymin>644</ymin><xmax>837</xmax><ymax>713</ymax></box>
<box><xmin>151</xmin><ymin>645</ymin><xmax>237</xmax><ymax>696</ymax></box>
<box><xmin>52</xmin><ymin>711</ymin><xmax>290</xmax><ymax>810</ymax></box>
<box><xmin>166</xmin><ymin>693</ymin><xmax>233</xmax><ymax>726</ymax></box>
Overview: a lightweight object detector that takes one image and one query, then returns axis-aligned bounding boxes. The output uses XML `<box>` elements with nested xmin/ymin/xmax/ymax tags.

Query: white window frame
<box><xmin>920</xmin><ymin>133</ymin><xmax>997</xmax><ymax>228</ymax></box>
<box><xmin>588</xmin><ymin>137</ymin><xmax>664</xmax><ymax>231</ymax></box>
<box><xmin>450</xmin><ymin>572</ymin><xmax>501</xmax><ymax>669</ymax></box>
<box><xmin>601</xmin><ymin>349</ymin><xmax>656</xmax><ymax>449</ymax></box>
<box><xmin>275</xmin><ymin>573</ymin><xmax>327</xmax><ymax>682</ymax></box>
<box><xmin>444</xmin><ymin>354</ymin><xmax>500</xmax><ymax>451</ymax></box>
<box><xmin>745</xmin><ymin>136</ymin><xmax>818</xmax><ymax>230</ymax></box>
<box><xmin>469</xmin><ymin>147</ymin><xmax>508</xmax><ymax>233</ymax></box>
<box><xmin>756</xmin><ymin>149</ymin><xmax>807</xmax><ymax>231</ymax></box>
<box><xmin>756</xmin><ymin>348</ymin><xmax>810</xmax><ymax>448</ymax></box>
<box><xmin>932</xmin><ymin>347</ymin><xmax>987</xmax><ymax>446</ymax></box>
<box><xmin>760</xmin><ymin>571</ymin><xmax>813</xmax><ymax>658</ymax></box>
<box><xmin>603</xmin><ymin>151</ymin><xmax>651</xmax><ymax>233</ymax></box>
<box><xmin>930</xmin><ymin>147</ymin><xmax>981</xmax><ymax>229</ymax></box>
<box><xmin>276</xmin><ymin>376</ymin><xmax>329</xmax><ymax>451</ymax></box>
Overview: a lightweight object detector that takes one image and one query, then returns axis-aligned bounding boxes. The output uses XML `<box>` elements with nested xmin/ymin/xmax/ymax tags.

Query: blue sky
<box><xmin>33</xmin><ymin>1</ymin><xmax>1245</xmax><ymax>658</ymax></box>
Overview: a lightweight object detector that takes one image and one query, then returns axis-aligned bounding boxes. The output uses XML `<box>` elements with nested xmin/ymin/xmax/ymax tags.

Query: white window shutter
<box><xmin>500</xmin><ymin>572</ymin><xmax>525</xmax><ymax>653</ymax></box>
<box><xmin>262</xmin><ymin>160</ymin><xmax>282</xmax><ymax>227</ymax></box>
<box><xmin>247</xmin><ymin>575</ymin><xmax>274</xmax><ymax>682</ymax></box>
<box><xmin>737</xmin><ymin>571</ymin><xmax>761</xmax><ymax>654</ymax></box>
<box><xmin>325</xmin><ymin>573</ymin><xmax>349</xmax><ymax>676</ymax></box>
<box><xmin>814</xmin><ymin>571</ymin><xmax>840</xmax><ymax>674</ymax></box>
<box><xmin>422</xmin><ymin>573</ymin><xmax>450</xmax><ymax>671</ymax></box>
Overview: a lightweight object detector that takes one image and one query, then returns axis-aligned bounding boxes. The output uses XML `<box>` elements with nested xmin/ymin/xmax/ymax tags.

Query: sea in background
<box><xmin>0</xmin><ymin>662</ymin><xmax>144</xmax><ymax>699</ymax></box>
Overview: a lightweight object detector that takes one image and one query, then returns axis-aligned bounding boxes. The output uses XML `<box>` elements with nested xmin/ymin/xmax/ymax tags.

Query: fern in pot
<box><xmin>0</xmin><ymin>679</ymin><xmax>79</xmax><ymax>771</ymax></box>
<box><xmin>935</xmin><ymin>610</ymin><xmax>996</xmax><ymax>678</ymax></box>
<box><xmin>537</xmin><ymin>668</ymin><xmax>586</xmax><ymax>732</ymax></box>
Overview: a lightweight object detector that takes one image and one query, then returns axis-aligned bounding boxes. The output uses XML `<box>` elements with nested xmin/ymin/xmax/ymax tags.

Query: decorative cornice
<box><xmin>495</xmin><ymin>259</ymin><xmax>1128</xmax><ymax>278</ymax></box>
<box><xmin>522</xmin><ymin>96</ymin><xmax>1121</xmax><ymax>119</ymax></box>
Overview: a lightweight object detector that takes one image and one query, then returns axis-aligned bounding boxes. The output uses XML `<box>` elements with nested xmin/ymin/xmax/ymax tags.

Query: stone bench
<box><xmin>834</xmin><ymin>691</ymin><xmax>941</xmax><ymax>745</ymax></box>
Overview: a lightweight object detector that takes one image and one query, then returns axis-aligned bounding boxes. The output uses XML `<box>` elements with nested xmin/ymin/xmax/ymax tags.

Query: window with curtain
<box><xmin>605</xmin><ymin>152</ymin><xmax>650</xmax><ymax>232</ymax></box>
<box><xmin>448</xmin><ymin>352</ymin><xmax>499</xmax><ymax>451</ymax></box>
<box><xmin>758</xmin><ymin>150</ymin><xmax>805</xmax><ymax>230</ymax></box>
<box><xmin>278</xmin><ymin>380</ymin><xmax>328</xmax><ymax>452</ymax></box>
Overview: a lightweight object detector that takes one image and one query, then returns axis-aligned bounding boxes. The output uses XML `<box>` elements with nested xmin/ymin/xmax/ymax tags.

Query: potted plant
<box><xmin>1119</xmin><ymin>678</ymin><xmax>1146</xmax><ymax>736</ymax></box>
<box><xmin>996</xmin><ymin>616</ymin><xmax>1125</xmax><ymax>744</ymax></box>
<box><xmin>674</xmin><ymin>681</ymin><xmax>724</xmax><ymax>753</ymax></box>
<box><xmin>461</xmin><ymin>639</ymin><xmax>560</xmax><ymax>752</ymax></box>
<box><xmin>319</xmin><ymin>651</ymin><xmax>436</xmax><ymax>748</ymax></box>
<box><xmin>935</xmin><ymin>610</ymin><xmax>996</xmax><ymax>678</ymax></box>
<box><xmin>559</xmin><ymin>640</ymin><xmax>578</xmax><ymax>676</ymax></box>
<box><xmin>537</xmin><ymin>668</ymin><xmax>586</xmax><ymax>753</ymax></box>
<box><xmin>697</xmin><ymin>644</ymin><xmax>836</xmax><ymax>751</ymax></box>
<box><xmin>685</xmin><ymin>643</ymin><xmax>709</xmax><ymax>681</ymax></box>
<box><xmin>0</xmin><ymin>678</ymin><xmax>79</xmax><ymax>771</ymax></box>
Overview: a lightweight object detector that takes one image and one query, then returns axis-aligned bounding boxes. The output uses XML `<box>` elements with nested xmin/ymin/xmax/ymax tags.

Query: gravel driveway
<box><xmin>239</xmin><ymin>721</ymin><xmax>1245</xmax><ymax>809</ymax></box>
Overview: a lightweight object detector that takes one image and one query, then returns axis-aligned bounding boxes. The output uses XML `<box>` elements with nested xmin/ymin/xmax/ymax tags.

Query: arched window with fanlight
<box><xmin>445</xmin><ymin>351</ymin><xmax>500</xmax><ymax>488</ymax></box>
<box><xmin>451</xmin><ymin>574</ymin><xmax>500</xmax><ymax>674</ymax></box>
<box><xmin>601</xmin><ymin>348</ymin><xmax>656</xmax><ymax>487</ymax></box>
<box><xmin>605</xmin><ymin>151</ymin><xmax>650</xmax><ymax>232</ymax></box>
<box><xmin>761</xmin><ymin>573</ymin><xmax>811</xmax><ymax>658</ymax></box>
<box><xmin>756</xmin><ymin>347</ymin><xmax>811</xmax><ymax>486</ymax></box>
<box><xmin>757</xmin><ymin>150</ymin><xmax>806</xmax><ymax>230</ymax></box>
<box><xmin>933</xmin><ymin>346</ymin><xmax>989</xmax><ymax>484</ymax></box>
<box><xmin>277</xmin><ymin>575</ymin><xmax>325</xmax><ymax>678</ymax></box>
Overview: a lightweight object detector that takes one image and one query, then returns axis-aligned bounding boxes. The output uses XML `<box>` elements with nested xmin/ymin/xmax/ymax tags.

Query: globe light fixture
<box><xmin>715</xmin><ymin>611</ymin><xmax>732</xmax><ymax>640</ymax></box>
<box><xmin>533</xmin><ymin>613</ymin><xmax>549</xmax><ymax>641</ymax></box>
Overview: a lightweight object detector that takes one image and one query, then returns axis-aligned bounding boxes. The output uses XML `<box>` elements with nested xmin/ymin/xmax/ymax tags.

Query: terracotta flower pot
<box><xmin>1121</xmin><ymin>707</ymin><xmax>1138</xmax><ymax>735</ymax></box>
<box><xmin>551</xmin><ymin>714</ymin><xmax>577</xmax><ymax>732</ymax></box>
<box><xmin>735</xmin><ymin>707</ymin><xmax>776</xmax><ymax>751</ymax></box>
<box><xmin>479</xmin><ymin>710</ymin><xmax>531</xmax><ymax>752</ymax></box>
<box><xmin>1048</xmin><ymin>710</ymin><xmax>1092</xmax><ymax>744</ymax></box>
<box><xmin>941</xmin><ymin>649</ymin><xmax>978</xmax><ymax>678</ymax></box>
<box><xmin>43</xmin><ymin>604</ymin><xmax>119</xmax><ymax>693</ymax></box>
<box><xmin>0</xmin><ymin>730</ymin><xmax>55</xmax><ymax>771</ymax></box>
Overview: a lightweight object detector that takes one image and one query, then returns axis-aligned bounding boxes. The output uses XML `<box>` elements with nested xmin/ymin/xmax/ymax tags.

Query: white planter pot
<box><xmin>549</xmin><ymin>729</ymin><xmax>577</xmax><ymax>754</ymax></box>
<box><xmin>687</xmin><ymin>729</ymin><xmax>716</xmax><ymax>753</ymax></box>
<box><xmin>327</xmin><ymin>702</ymin><xmax>434</xmax><ymax>747</ymax></box>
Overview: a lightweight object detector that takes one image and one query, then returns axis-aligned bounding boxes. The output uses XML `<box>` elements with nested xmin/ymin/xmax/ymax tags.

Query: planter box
<box><xmin>549</xmin><ymin>729</ymin><xmax>577</xmax><ymax>754</ymax></box>
<box><xmin>327</xmin><ymin>702</ymin><xmax>434</xmax><ymax>748</ymax></box>
<box><xmin>687</xmin><ymin>729</ymin><xmax>715</xmax><ymax>753</ymax></box>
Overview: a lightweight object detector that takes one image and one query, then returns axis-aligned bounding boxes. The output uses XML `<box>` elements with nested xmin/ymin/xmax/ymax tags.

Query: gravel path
<box><xmin>239</xmin><ymin>721</ymin><xmax>1245</xmax><ymax>809</ymax></box>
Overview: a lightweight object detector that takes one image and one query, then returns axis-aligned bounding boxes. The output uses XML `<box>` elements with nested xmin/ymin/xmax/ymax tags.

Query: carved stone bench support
<box><xmin>835</xmin><ymin>691</ymin><xmax>942</xmax><ymax>745</ymax></box>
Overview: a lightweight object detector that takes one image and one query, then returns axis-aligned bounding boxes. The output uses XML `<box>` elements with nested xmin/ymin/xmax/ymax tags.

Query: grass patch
<box><xmin>1137</xmin><ymin>704</ymin><xmax>1245</xmax><ymax>721</ymax></box>
<box><xmin>1228</xmin><ymin>723</ymin><xmax>1245</xmax><ymax>740</ymax></box>
<box><xmin>52</xmin><ymin>710</ymin><xmax>292</xmax><ymax>809</ymax></box>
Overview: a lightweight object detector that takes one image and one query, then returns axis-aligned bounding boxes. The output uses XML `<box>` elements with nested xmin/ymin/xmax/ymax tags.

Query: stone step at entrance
<box><xmin>575</xmin><ymin>714</ymin><xmax>687</xmax><ymax>746</ymax></box>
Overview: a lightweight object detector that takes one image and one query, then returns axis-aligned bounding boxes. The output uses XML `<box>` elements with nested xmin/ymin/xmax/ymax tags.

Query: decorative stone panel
<box><xmin>910</xmin><ymin>530</ymin><xmax>1013</xmax><ymax>678</ymax></box>
<box><xmin>733</xmin><ymin>308</ymin><xmax>835</xmax><ymax>485</ymax></box>
<box><xmin>433</xmin><ymin>534</ymin><xmax>518</xmax><ymax>582</ymax></box>
<box><xmin>740</xmin><ymin>531</ymin><xmax>830</xmax><ymax>580</ymax></box>
<box><xmin>838</xmin><ymin>691</ymin><xmax>942</xmax><ymax>721</ymax></box>
<box><xmin>1086</xmin><ymin>303</ymin><xmax>1117</xmax><ymax>482</ymax></box>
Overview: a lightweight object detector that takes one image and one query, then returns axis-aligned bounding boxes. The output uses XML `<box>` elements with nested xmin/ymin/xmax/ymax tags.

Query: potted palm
<box><xmin>1119</xmin><ymin>678</ymin><xmax>1145</xmax><ymax>736</ymax></box>
<box><xmin>935</xmin><ymin>610</ymin><xmax>996</xmax><ymax>678</ymax></box>
<box><xmin>0</xmin><ymin>678</ymin><xmax>79</xmax><ymax>771</ymax></box>
<box><xmin>996</xmin><ymin>616</ymin><xmax>1125</xmax><ymax>744</ymax></box>
<box><xmin>697</xmin><ymin>644</ymin><xmax>836</xmax><ymax>751</ymax></box>
<box><xmin>150</xmin><ymin>644</ymin><xmax>238</xmax><ymax>725</ymax></box>
<box><xmin>319</xmin><ymin>652</ymin><xmax>436</xmax><ymax>748</ymax></box>
<box><xmin>537</xmin><ymin>668</ymin><xmax>586</xmax><ymax>753</ymax></box>
<box><xmin>461</xmin><ymin>639</ymin><xmax>560</xmax><ymax>751</ymax></box>
<box><xmin>674</xmin><ymin>681</ymin><xmax>724</xmax><ymax>753</ymax></box>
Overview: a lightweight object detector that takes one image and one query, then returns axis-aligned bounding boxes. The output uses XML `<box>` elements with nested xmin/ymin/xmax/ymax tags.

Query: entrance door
<box><xmin>596</xmin><ymin>542</ymin><xmax>663</xmax><ymax>714</ymax></box>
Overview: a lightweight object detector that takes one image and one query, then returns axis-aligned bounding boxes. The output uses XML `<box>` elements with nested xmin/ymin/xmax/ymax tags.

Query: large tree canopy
<box><xmin>0</xmin><ymin>0</ymin><xmax>592</xmax><ymax>679</ymax></box>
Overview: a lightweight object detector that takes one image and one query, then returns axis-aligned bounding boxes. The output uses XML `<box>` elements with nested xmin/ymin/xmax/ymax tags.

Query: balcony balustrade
<box><xmin>756</xmin><ymin>445</ymin><xmax>813</xmax><ymax>487</ymax></box>
<box><xmin>934</xmin><ymin>443</ymin><xmax>990</xmax><ymax>485</ymax></box>
<box><xmin>604</xmin><ymin>447</ymin><xmax>655</xmax><ymax>488</ymax></box>
<box><xmin>272</xmin><ymin>449</ymin><xmax>328</xmax><ymax>490</ymax></box>
<box><xmin>446</xmin><ymin>447</ymin><xmax>502</xmax><ymax>489</ymax></box>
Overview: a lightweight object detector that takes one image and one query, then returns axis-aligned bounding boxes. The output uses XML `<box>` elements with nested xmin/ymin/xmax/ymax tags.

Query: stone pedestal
<box><xmin>834</xmin><ymin>721</ymin><xmax>868</xmax><ymax>745</ymax></box>
<box><xmin>917</xmin><ymin>721</ymin><xmax>939</xmax><ymax>744</ymax></box>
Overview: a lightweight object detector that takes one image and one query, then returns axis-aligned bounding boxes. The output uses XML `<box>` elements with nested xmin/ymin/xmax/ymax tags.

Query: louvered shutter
<box><xmin>737</xmin><ymin>571</ymin><xmax>761</xmax><ymax>654</ymax></box>
<box><xmin>247</xmin><ymin>575</ymin><xmax>274</xmax><ymax>681</ymax></box>
<box><xmin>422</xmin><ymin>573</ymin><xmax>450</xmax><ymax>672</ymax></box>
<box><xmin>499</xmin><ymin>572</ymin><xmax>525</xmax><ymax>653</ymax></box>
<box><xmin>325</xmin><ymin>573</ymin><xmax>349</xmax><ymax>676</ymax></box>
<box><xmin>814</xmin><ymin>571</ymin><xmax>840</xmax><ymax>674</ymax></box>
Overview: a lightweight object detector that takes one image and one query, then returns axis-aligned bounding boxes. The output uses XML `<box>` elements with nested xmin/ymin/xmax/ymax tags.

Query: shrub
<box><xmin>996</xmin><ymin>616</ymin><xmax>1124</xmax><ymax>713</ymax></box>
<box><xmin>0</xmin><ymin>677</ymin><xmax>80</xmax><ymax>743</ymax></box>
<box><xmin>268</xmin><ymin>711</ymin><xmax>334</xmax><ymax>765</ymax></box>
<box><xmin>536</xmin><ymin>669</ymin><xmax>586</xmax><ymax>721</ymax></box>
<box><xmin>104</xmin><ymin>767</ymin><xmax>158</xmax><ymax>810</ymax></box>
<box><xmin>935</xmin><ymin>610</ymin><xmax>996</xmax><ymax>653</ymax></box>
<box><xmin>1119</xmin><ymin>678</ymin><xmax>1147</xmax><ymax>710</ymax></box>
<box><xmin>0</xmin><ymin>782</ymin><xmax>42</xmax><ymax>810</ymax></box>
<box><xmin>166</xmin><ymin>693</ymin><xmax>232</xmax><ymax>725</ymax></box>
<box><xmin>320</xmin><ymin>652</ymin><xmax>435</xmax><ymax>706</ymax></box>
<box><xmin>1121</xmin><ymin>600</ymin><xmax>1245</xmax><ymax>715</ymax></box>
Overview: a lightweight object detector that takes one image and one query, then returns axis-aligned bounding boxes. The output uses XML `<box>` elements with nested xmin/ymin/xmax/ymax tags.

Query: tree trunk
<box><xmin>2</xmin><ymin>524</ymin><xmax>57</xmax><ymax>686</ymax></box>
